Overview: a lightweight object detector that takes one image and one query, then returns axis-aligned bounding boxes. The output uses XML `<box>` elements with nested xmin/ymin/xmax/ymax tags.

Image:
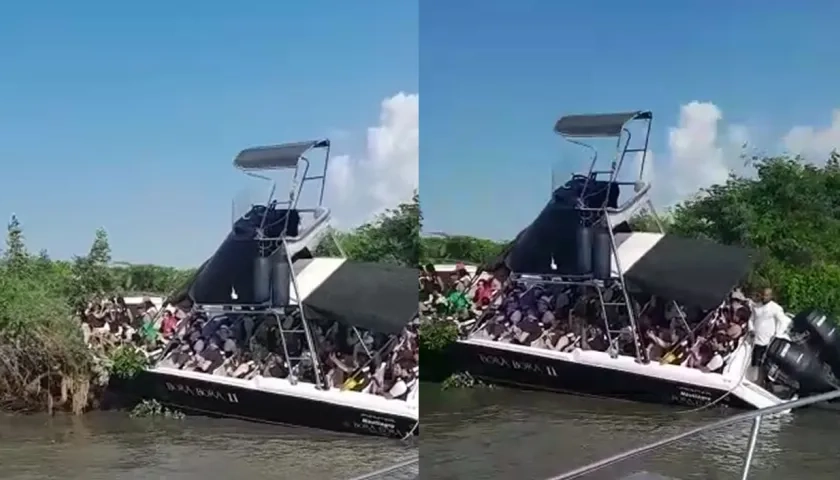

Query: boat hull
<box><xmin>454</xmin><ymin>339</ymin><xmax>759</xmax><ymax>410</ymax></box>
<box><xmin>113</xmin><ymin>369</ymin><xmax>418</xmax><ymax>439</ymax></box>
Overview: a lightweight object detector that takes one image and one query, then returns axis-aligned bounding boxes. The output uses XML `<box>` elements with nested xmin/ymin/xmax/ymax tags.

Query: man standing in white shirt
<box><xmin>748</xmin><ymin>288</ymin><xmax>791</xmax><ymax>386</ymax></box>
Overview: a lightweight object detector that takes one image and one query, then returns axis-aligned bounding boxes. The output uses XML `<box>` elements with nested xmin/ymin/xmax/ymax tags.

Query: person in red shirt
<box><xmin>160</xmin><ymin>310</ymin><xmax>178</xmax><ymax>338</ymax></box>
<box><xmin>473</xmin><ymin>279</ymin><xmax>494</xmax><ymax>307</ymax></box>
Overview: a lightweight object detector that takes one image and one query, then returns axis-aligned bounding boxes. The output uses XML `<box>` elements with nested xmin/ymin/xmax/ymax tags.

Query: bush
<box><xmin>418</xmin><ymin>320</ymin><xmax>460</xmax><ymax>382</ymax></box>
<box><xmin>107</xmin><ymin>346</ymin><xmax>150</xmax><ymax>380</ymax></box>
<box><xmin>0</xmin><ymin>216</ymin><xmax>190</xmax><ymax>414</ymax></box>
<box><xmin>418</xmin><ymin>320</ymin><xmax>459</xmax><ymax>354</ymax></box>
<box><xmin>0</xmin><ymin>220</ymin><xmax>96</xmax><ymax>413</ymax></box>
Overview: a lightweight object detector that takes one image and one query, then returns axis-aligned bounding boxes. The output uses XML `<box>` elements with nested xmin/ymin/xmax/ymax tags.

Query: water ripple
<box><xmin>421</xmin><ymin>384</ymin><xmax>840</xmax><ymax>480</ymax></box>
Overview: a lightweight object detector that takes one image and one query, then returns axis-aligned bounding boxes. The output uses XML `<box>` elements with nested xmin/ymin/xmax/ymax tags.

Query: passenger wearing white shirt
<box><xmin>747</xmin><ymin>288</ymin><xmax>790</xmax><ymax>384</ymax></box>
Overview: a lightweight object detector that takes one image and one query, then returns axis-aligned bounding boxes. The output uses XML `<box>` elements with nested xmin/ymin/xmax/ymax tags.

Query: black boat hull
<box><xmin>113</xmin><ymin>370</ymin><xmax>417</xmax><ymax>439</ymax></box>
<box><xmin>454</xmin><ymin>341</ymin><xmax>757</xmax><ymax>410</ymax></box>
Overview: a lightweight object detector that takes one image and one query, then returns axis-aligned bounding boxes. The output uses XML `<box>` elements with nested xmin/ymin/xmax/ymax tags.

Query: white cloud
<box><xmin>326</xmin><ymin>92</ymin><xmax>418</xmax><ymax>226</ymax></box>
<box><xmin>666</xmin><ymin>102</ymin><xmax>737</xmax><ymax>202</ymax></box>
<box><xmin>650</xmin><ymin>101</ymin><xmax>750</xmax><ymax>206</ymax></box>
<box><xmin>327</xmin><ymin>154</ymin><xmax>353</xmax><ymax>199</ymax></box>
<box><xmin>648</xmin><ymin>103</ymin><xmax>840</xmax><ymax>207</ymax></box>
<box><xmin>782</xmin><ymin>109</ymin><xmax>840</xmax><ymax>159</ymax></box>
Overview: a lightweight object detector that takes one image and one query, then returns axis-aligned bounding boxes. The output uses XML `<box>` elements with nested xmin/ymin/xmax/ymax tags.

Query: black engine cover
<box><xmin>766</xmin><ymin>338</ymin><xmax>836</xmax><ymax>394</ymax></box>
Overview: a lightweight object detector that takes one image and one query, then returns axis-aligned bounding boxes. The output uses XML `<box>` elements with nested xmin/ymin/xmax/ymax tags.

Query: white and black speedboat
<box><xmin>454</xmin><ymin>111</ymin><xmax>797</xmax><ymax>411</ymax></box>
<box><xmin>114</xmin><ymin>140</ymin><xmax>419</xmax><ymax>438</ymax></box>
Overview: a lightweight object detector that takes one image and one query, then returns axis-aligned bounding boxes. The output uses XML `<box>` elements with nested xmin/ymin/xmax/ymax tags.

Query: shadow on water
<box><xmin>0</xmin><ymin>412</ymin><xmax>416</xmax><ymax>480</ymax></box>
<box><xmin>420</xmin><ymin>383</ymin><xmax>840</xmax><ymax>480</ymax></box>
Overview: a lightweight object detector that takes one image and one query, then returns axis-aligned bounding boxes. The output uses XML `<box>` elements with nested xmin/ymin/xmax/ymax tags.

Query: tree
<box><xmin>69</xmin><ymin>228</ymin><xmax>116</xmax><ymax>303</ymax></box>
<box><xmin>669</xmin><ymin>153</ymin><xmax>840</xmax><ymax>315</ymax></box>
<box><xmin>316</xmin><ymin>191</ymin><xmax>422</xmax><ymax>266</ymax></box>
<box><xmin>628</xmin><ymin>208</ymin><xmax>672</xmax><ymax>232</ymax></box>
<box><xmin>420</xmin><ymin>234</ymin><xmax>506</xmax><ymax>266</ymax></box>
<box><xmin>111</xmin><ymin>263</ymin><xmax>196</xmax><ymax>295</ymax></box>
<box><xmin>0</xmin><ymin>217</ymin><xmax>198</xmax><ymax>414</ymax></box>
<box><xmin>3</xmin><ymin>215</ymin><xmax>28</xmax><ymax>273</ymax></box>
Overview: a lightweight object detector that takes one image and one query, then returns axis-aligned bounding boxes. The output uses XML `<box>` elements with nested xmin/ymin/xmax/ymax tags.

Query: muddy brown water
<box><xmin>5</xmin><ymin>386</ymin><xmax>840</xmax><ymax>480</ymax></box>
<box><xmin>0</xmin><ymin>412</ymin><xmax>416</xmax><ymax>480</ymax></box>
<box><xmin>421</xmin><ymin>384</ymin><xmax>840</xmax><ymax>480</ymax></box>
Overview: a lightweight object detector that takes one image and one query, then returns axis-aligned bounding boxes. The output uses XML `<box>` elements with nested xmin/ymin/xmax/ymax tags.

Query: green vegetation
<box><xmin>316</xmin><ymin>192</ymin><xmax>422</xmax><ymax>266</ymax></box>
<box><xmin>418</xmin><ymin>319</ymin><xmax>459</xmax><ymax>382</ymax></box>
<box><xmin>129</xmin><ymin>399</ymin><xmax>185</xmax><ymax>419</ymax></box>
<box><xmin>107</xmin><ymin>345</ymin><xmax>151</xmax><ymax>380</ymax></box>
<box><xmin>440</xmin><ymin>371</ymin><xmax>492</xmax><ymax>390</ymax></box>
<box><xmin>0</xmin><ymin>216</ymin><xmax>194</xmax><ymax>414</ymax></box>
<box><xmin>420</xmin><ymin>234</ymin><xmax>506</xmax><ymax>266</ymax></box>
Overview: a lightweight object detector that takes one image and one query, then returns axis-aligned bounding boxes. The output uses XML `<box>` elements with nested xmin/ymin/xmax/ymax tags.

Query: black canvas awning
<box><xmin>623</xmin><ymin>235</ymin><xmax>756</xmax><ymax>310</ymax></box>
<box><xmin>302</xmin><ymin>260</ymin><xmax>418</xmax><ymax>335</ymax></box>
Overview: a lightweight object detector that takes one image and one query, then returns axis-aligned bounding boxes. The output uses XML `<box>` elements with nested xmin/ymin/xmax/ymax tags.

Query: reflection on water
<box><xmin>421</xmin><ymin>384</ymin><xmax>840</xmax><ymax>480</ymax></box>
<box><xmin>0</xmin><ymin>412</ymin><xmax>416</xmax><ymax>480</ymax></box>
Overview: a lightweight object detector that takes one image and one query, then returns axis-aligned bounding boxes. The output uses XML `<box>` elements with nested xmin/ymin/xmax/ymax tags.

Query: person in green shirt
<box><xmin>140</xmin><ymin>318</ymin><xmax>159</xmax><ymax>345</ymax></box>
<box><xmin>446</xmin><ymin>289</ymin><xmax>470</xmax><ymax>315</ymax></box>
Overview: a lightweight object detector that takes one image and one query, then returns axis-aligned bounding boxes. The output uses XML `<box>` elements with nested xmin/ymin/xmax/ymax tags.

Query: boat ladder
<box><xmin>541</xmin><ymin>389</ymin><xmax>840</xmax><ymax>480</ymax></box>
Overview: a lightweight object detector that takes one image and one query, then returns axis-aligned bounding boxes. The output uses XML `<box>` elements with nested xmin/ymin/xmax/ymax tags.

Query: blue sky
<box><xmin>421</xmin><ymin>1</ymin><xmax>840</xmax><ymax>242</ymax></box>
<box><xmin>0</xmin><ymin>1</ymin><xmax>417</xmax><ymax>267</ymax></box>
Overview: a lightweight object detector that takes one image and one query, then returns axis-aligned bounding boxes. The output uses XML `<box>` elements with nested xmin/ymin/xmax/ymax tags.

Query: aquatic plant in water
<box><xmin>130</xmin><ymin>399</ymin><xmax>185</xmax><ymax>419</ymax></box>
<box><xmin>441</xmin><ymin>371</ymin><xmax>492</xmax><ymax>390</ymax></box>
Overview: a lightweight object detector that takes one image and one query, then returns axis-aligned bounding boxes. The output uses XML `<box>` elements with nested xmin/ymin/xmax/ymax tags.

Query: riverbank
<box><xmin>0</xmin><ymin>322</ymin><xmax>149</xmax><ymax>415</ymax></box>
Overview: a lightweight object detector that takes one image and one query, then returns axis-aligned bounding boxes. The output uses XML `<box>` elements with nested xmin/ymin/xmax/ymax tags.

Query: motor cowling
<box><xmin>765</xmin><ymin>337</ymin><xmax>837</xmax><ymax>394</ymax></box>
<box><xmin>793</xmin><ymin>309</ymin><xmax>840</xmax><ymax>375</ymax></box>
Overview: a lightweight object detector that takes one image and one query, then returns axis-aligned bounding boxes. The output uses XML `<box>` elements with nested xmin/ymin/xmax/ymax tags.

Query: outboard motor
<box><xmin>793</xmin><ymin>309</ymin><xmax>840</xmax><ymax>376</ymax></box>
<box><xmin>765</xmin><ymin>338</ymin><xmax>837</xmax><ymax>394</ymax></box>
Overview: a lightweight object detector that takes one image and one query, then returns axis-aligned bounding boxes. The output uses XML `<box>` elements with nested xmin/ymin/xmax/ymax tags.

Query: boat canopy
<box><xmin>554</xmin><ymin>111</ymin><xmax>652</xmax><ymax>138</ymax></box>
<box><xmin>301</xmin><ymin>260</ymin><xmax>418</xmax><ymax>335</ymax></box>
<box><xmin>621</xmin><ymin>233</ymin><xmax>755</xmax><ymax>310</ymax></box>
<box><xmin>234</xmin><ymin>139</ymin><xmax>330</xmax><ymax>171</ymax></box>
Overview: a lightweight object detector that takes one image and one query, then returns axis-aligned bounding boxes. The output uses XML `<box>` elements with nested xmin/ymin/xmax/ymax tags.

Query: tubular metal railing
<box><xmin>544</xmin><ymin>389</ymin><xmax>840</xmax><ymax>480</ymax></box>
<box><xmin>346</xmin><ymin>455</ymin><xmax>419</xmax><ymax>480</ymax></box>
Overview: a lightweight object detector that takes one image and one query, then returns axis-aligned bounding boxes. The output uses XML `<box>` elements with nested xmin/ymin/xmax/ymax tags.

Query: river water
<box><xmin>0</xmin><ymin>412</ymin><xmax>417</xmax><ymax>480</ymax></box>
<box><xmin>421</xmin><ymin>384</ymin><xmax>840</xmax><ymax>480</ymax></box>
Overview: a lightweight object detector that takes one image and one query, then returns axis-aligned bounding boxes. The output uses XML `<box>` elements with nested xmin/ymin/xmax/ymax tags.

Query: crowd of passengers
<box><xmin>79</xmin><ymin>296</ymin><xmax>173</xmax><ymax>352</ymax></box>
<box><xmin>155</xmin><ymin>307</ymin><xmax>419</xmax><ymax>401</ymax></box>
<box><xmin>418</xmin><ymin>263</ymin><xmax>503</xmax><ymax>324</ymax></box>
<box><xmin>79</xmin><ymin>297</ymin><xmax>419</xmax><ymax>401</ymax></box>
<box><xmin>421</xmin><ymin>263</ymin><xmax>755</xmax><ymax>374</ymax></box>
